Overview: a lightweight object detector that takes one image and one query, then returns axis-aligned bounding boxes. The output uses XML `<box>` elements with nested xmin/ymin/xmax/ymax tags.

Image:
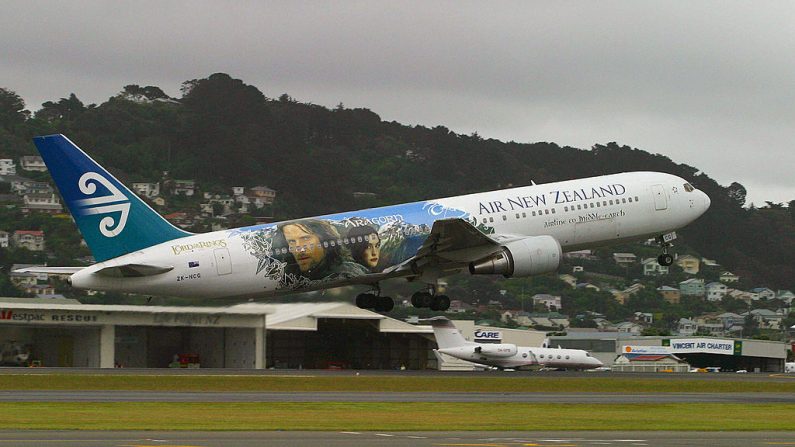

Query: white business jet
<box><xmin>428</xmin><ymin>317</ymin><xmax>603</xmax><ymax>370</ymax></box>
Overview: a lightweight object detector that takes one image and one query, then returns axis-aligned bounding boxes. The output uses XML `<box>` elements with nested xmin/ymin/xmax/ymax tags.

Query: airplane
<box><xmin>427</xmin><ymin>317</ymin><xmax>604</xmax><ymax>370</ymax></box>
<box><xmin>16</xmin><ymin>134</ymin><xmax>710</xmax><ymax>312</ymax></box>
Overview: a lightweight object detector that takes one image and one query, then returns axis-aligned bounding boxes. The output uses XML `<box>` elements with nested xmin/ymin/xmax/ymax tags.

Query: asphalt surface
<box><xmin>1</xmin><ymin>431</ymin><xmax>794</xmax><ymax>447</ymax></box>
<box><xmin>2</xmin><ymin>366</ymin><xmax>795</xmax><ymax>382</ymax></box>
<box><xmin>2</xmin><ymin>390</ymin><xmax>794</xmax><ymax>403</ymax></box>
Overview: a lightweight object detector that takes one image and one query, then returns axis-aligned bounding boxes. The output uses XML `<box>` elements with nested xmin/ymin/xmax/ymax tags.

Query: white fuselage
<box><xmin>438</xmin><ymin>344</ymin><xmax>604</xmax><ymax>370</ymax></box>
<box><xmin>70</xmin><ymin>171</ymin><xmax>710</xmax><ymax>298</ymax></box>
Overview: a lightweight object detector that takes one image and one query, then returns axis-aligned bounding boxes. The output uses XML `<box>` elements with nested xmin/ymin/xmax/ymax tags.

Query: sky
<box><xmin>2</xmin><ymin>1</ymin><xmax>793</xmax><ymax>206</ymax></box>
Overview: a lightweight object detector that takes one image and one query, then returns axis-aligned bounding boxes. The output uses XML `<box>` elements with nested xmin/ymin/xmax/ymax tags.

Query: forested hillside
<box><xmin>1</xmin><ymin>73</ymin><xmax>792</xmax><ymax>290</ymax></box>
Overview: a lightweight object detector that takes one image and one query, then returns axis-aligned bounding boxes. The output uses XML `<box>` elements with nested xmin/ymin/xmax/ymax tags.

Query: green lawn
<box><xmin>2</xmin><ymin>374</ymin><xmax>795</xmax><ymax>393</ymax></box>
<box><xmin>0</xmin><ymin>402</ymin><xmax>792</xmax><ymax>431</ymax></box>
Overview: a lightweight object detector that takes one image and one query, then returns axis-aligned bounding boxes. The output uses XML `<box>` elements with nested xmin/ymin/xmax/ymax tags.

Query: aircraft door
<box><xmin>651</xmin><ymin>184</ymin><xmax>667</xmax><ymax>210</ymax></box>
<box><xmin>214</xmin><ymin>248</ymin><xmax>232</xmax><ymax>275</ymax></box>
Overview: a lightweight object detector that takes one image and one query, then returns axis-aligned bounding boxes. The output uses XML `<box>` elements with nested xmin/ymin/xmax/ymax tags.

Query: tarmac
<box><xmin>1</xmin><ymin>430</ymin><xmax>794</xmax><ymax>447</ymax></box>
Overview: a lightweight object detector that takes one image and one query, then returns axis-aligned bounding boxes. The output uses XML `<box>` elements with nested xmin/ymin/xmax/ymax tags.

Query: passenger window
<box><xmin>522</xmin><ymin>212</ymin><xmax>526</xmax><ymax>218</ymax></box>
<box><xmin>516</xmin><ymin>213</ymin><xmax>520</xmax><ymax>219</ymax></box>
<box><xmin>596</xmin><ymin>202</ymin><xmax>600</xmax><ymax>207</ymax></box>
<box><xmin>522</xmin><ymin>353</ymin><xmax>528</xmax><ymax>358</ymax></box>
<box><xmin>590</xmin><ymin>203</ymin><xmax>594</xmax><ymax>208</ymax></box>
<box><xmin>540</xmin><ymin>354</ymin><xmax>544</xmax><ymax>359</ymax></box>
<box><xmin>628</xmin><ymin>197</ymin><xmax>633</xmax><ymax>203</ymax></box>
<box><xmin>323</xmin><ymin>241</ymin><xmax>328</xmax><ymax>248</ymax></box>
<box><xmin>502</xmin><ymin>215</ymin><xmax>507</xmax><ymax>221</ymax></box>
<box><xmin>564</xmin><ymin>206</ymin><xmax>568</xmax><ymax>212</ymax></box>
<box><xmin>330</xmin><ymin>240</ymin><xmax>336</xmax><ymax>247</ymax></box>
<box><xmin>544</xmin><ymin>209</ymin><xmax>549</xmax><ymax>215</ymax></box>
<box><xmin>532</xmin><ymin>211</ymin><xmax>536</xmax><ymax>216</ymax></box>
<box><xmin>565</xmin><ymin>355</ymin><xmax>570</xmax><ymax>359</ymax></box>
<box><xmin>557</xmin><ymin>355</ymin><xmax>562</xmax><ymax>359</ymax></box>
<box><xmin>577</xmin><ymin>204</ymin><xmax>582</xmax><ymax>210</ymax></box>
<box><xmin>551</xmin><ymin>208</ymin><xmax>555</xmax><ymax>214</ymax></box>
<box><xmin>337</xmin><ymin>239</ymin><xmax>342</xmax><ymax>246</ymax></box>
<box><xmin>609</xmin><ymin>200</ymin><xmax>613</xmax><ymax>205</ymax></box>
<box><xmin>635</xmin><ymin>196</ymin><xmax>639</xmax><ymax>202</ymax></box>
<box><xmin>622</xmin><ymin>198</ymin><xmax>627</xmax><ymax>204</ymax></box>
<box><xmin>489</xmin><ymin>217</ymin><xmax>494</xmax><ymax>223</ymax></box>
<box><xmin>603</xmin><ymin>201</ymin><xmax>607</xmax><ymax>206</ymax></box>
<box><xmin>482</xmin><ymin>218</ymin><xmax>487</xmax><ymax>224</ymax></box>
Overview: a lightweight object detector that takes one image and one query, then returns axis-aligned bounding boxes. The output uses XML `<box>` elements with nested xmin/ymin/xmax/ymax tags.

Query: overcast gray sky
<box><xmin>3</xmin><ymin>1</ymin><xmax>793</xmax><ymax>205</ymax></box>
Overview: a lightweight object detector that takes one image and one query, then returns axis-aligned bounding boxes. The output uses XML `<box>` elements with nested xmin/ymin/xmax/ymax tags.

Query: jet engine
<box><xmin>468</xmin><ymin>235</ymin><xmax>562</xmax><ymax>278</ymax></box>
<box><xmin>474</xmin><ymin>343</ymin><xmax>517</xmax><ymax>357</ymax></box>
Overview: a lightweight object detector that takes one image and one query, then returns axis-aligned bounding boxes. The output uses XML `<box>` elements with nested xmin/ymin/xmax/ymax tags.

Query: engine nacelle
<box><xmin>468</xmin><ymin>235</ymin><xmax>562</xmax><ymax>278</ymax></box>
<box><xmin>474</xmin><ymin>343</ymin><xmax>518</xmax><ymax>357</ymax></box>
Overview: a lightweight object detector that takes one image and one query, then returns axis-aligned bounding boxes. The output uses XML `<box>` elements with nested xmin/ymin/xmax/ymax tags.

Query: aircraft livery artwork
<box><xmin>233</xmin><ymin>201</ymin><xmax>484</xmax><ymax>291</ymax></box>
<box><xmin>17</xmin><ymin>135</ymin><xmax>711</xmax><ymax>315</ymax></box>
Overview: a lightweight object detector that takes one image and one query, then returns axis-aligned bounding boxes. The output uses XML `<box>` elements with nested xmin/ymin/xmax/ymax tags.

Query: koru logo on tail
<box><xmin>74</xmin><ymin>172</ymin><xmax>130</xmax><ymax>237</ymax></box>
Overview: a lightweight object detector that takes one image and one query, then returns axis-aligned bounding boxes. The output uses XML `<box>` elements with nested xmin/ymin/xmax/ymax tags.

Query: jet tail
<box><xmin>33</xmin><ymin>134</ymin><xmax>191</xmax><ymax>262</ymax></box>
<box><xmin>424</xmin><ymin>316</ymin><xmax>472</xmax><ymax>349</ymax></box>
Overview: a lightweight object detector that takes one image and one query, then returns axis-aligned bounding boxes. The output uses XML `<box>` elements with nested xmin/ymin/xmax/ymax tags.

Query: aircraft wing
<box><xmin>392</xmin><ymin>218</ymin><xmax>526</xmax><ymax>277</ymax></box>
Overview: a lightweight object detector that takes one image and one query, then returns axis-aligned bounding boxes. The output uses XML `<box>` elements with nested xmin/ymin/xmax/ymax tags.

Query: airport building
<box><xmin>551</xmin><ymin>331</ymin><xmax>789</xmax><ymax>372</ymax></box>
<box><xmin>0</xmin><ymin>298</ymin><xmax>436</xmax><ymax>369</ymax></box>
<box><xmin>1</xmin><ymin>297</ymin><xmax>788</xmax><ymax>372</ymax></box>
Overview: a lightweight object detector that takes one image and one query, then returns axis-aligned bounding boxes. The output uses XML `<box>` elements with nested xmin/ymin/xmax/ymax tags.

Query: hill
<box><xmin>0</xmin><ymin>73</ymin><xmax>793</xmax><ymax>290</ymax></box>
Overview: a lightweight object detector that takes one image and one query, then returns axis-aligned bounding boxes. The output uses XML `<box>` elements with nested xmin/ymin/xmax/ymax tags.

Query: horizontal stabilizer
<box><xmin>94</xmin><ymin>264</ymin><xmax>174</xmax><ymax>278</ymax></box>
<box><xmin>12</xmin><ymin>266</ymin><xmax>84</xmax><ymax>275</ymax></box>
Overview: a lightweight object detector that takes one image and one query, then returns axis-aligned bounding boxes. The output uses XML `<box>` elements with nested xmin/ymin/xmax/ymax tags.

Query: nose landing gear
<box><xmin>656</xmin><ymin>232</ymin><xmax>677</xmax><ymax>266</ymax></box>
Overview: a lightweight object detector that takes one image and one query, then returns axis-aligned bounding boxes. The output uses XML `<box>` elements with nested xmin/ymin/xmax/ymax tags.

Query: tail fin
<box><xmin>34</xmin><ymin>134</ymin><xmax>191</xmax><ymax>262</ymax></box>
<box><xmin>425</xmin><ymin>316</ymin><xmax>470</xmax><ymax>349</ymax></box>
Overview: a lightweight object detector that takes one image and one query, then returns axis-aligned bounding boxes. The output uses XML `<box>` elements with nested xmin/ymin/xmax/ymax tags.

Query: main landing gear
<box><xmin>410</xmin><ymin>286</ymin><xmax>451</xmax><ymax>311</ymax></box>
<box><xmin>355</xmin><ymin>286</ymin><xmax>394</xmax><ymax>312</ymax></box>
<box><xmin>656</xmin><ymin>232</ymin><xmax>676</xmax><ymax>267</ymax></box>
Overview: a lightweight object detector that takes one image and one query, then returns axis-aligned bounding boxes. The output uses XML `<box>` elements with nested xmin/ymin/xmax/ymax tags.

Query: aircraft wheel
<box><xmin>374</xmin><ymin>296</ymin><xmax>394</xmax><ymax>312</ymax></box>
<box><xmin>411</xmin><ymin>291</ymin><xmax>432</xmax><ymax>308</ymax></box>
<box><xmin>434</xmin><ymin>295</ymin><xmax>451</xmax><ymax>311</ymax></box>
<box><xmin>356</xmin><ymin>293</ymin><xmax>376</xmax><ymax>309</ymax></box>
<box><xmin>658</xmin><ymin>253</ymin><xmax>674</xmax><ymax>266</ymax></box>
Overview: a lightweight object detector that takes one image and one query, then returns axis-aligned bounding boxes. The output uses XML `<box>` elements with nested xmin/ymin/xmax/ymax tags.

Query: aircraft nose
<box><xmin>702</xmin><ymin>191</ymin><xmax>711</xmax><ymax>212</ymax></box>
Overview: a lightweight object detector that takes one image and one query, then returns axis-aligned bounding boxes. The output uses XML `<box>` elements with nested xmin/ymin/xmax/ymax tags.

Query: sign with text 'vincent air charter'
<box><xmin>665</xmin><ymin>338</ymin><xmax>735</xmax><ymax>356</ymax></box>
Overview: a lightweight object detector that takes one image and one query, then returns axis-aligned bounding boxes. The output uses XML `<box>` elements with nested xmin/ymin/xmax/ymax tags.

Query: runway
<box><xmin>1</xmin><ymin>430</ymin><xmax>794</xmax><ymax>447</ymax></box>
<box><xmin>2</xmin><ymin>390</ymin><xmax>794</xmax><ymax>403</ymax></box>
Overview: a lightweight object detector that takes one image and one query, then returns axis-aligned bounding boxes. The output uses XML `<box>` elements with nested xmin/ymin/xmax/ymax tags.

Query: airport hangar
<box><xmin>0</xmin><ymin>297</ymin><xmax>786</xmax><ymax>371</ymax></box>
<box><xmin>550</xmin><ymin>332</ymin><xmax>788</xmax><ymax>372</ymax></box>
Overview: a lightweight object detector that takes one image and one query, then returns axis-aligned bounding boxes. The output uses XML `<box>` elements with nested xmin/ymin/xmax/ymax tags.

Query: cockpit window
<box><xmin>684</xmin><ymin>183</ymin><xmax>695</xmax><ymax>192</ymax></box>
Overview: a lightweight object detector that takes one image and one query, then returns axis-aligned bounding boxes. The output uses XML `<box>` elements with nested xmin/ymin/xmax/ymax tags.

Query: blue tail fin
<box><xmin>34</xmin><ymin>134</ymin><xmax>191</xmax><ymax>262</ymax></box>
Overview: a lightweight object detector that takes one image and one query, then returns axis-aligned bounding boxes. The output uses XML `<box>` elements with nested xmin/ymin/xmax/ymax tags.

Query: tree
<box><xmin>727</xmin><ymin>182</ymin><xmax>747</xmax><ymax>207</ymax></box>
<box><xmin>35</xmin><ymin>93</ymin><xmax>86</xmax><ymax>122</ymax></box>
<box><xmin>0</xmin><ymin>87</ymin><xmax>29</xmax><ymax>130</ymax></box>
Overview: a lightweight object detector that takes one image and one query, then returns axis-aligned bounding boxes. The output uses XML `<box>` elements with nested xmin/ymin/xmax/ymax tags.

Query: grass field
<box><xmin>0</xmin><ymin>402</ymin><xmax>793</xmax><ymax>431</ymax></box>
<box><xmin>3</xmin><ymin>373</ymin><xmax>795</xmax><ymax>393</ymax></box>
<box><xmin>3</xmin><ymin>374</ymin><xmax>794</xmax><ymax>431</ymax></box>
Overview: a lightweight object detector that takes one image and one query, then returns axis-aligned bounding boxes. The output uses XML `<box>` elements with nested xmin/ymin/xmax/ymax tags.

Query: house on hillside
<box><xmin>613</xmin><ymin>252</ymin><xmax>637</xmax><ymax>265</ymax></box>
<box><xmin>19</xmin><ymin>155</ymin><xmax>47</xmax><ymax>172</ymax></box>
<box><xmin>657</xmin><ymin>286</ymin><xmax>681</xmax><ymax>304</ymax></box>
<box><xmin>679</xmin><ymin>278</ymin><xmax>705</xmax><ymax>297</ymax></box>
<box><xmin>12</xmin><ymin>230</ymin><xmax>45</xmax><ymax>251</ymax></box>
<box><xmin>642</xmin><ymin>257</ymin><xmax>669</xmax><ymax>276</ymax></box>
<box><xmin>744</xmin><ymin>309</ymin><xmax>784</xmax><ymax>330</ymax></box>
<box><xmin>611</xmin><ymin>283</ymin><xmax>645</xmax><ymax>305</ymax></box>
<box><xmin>531</xmin><ymin>294</ymin><xmax>562</xmax><ymax>312</ymax></box>
<box><xmin>173</xmin><ymin>180</ymin><xmax>196</xmax><ymax>196</ymax></box>
<box><xmin>675</xmin><ymin>254</ymin><xmax>700</xmax><ymax>274</ymax></box>
<box><xmin>132</xmin><ymin>182</ymin><xmax>160</xmax><ymax>198</ymax></box>
<box><xmin>677</xmin><ymin>318</ymin><xmax>698</xmax><ymax>336</ymax></box>
<box><xmin>616</xmin><ymin>321</ymin><xmax>644</xmax><ymax>335</ymax></box>
<box><xmin>558</xmin><ymin>274</ymin><xmax>577</xmax><ymax>288</ymax></box>
<box><xmin>705</xmin><ymin>282</ymin><xmax>728</xmax><ymax>302</ymax></box>
<box><xmin>21</xmin><ymin>193</ymin><xmax>62</xmax><ymax>214</ymax></box>
<box><xmin>0</xmin><ymin>159</ymin><xmax>16</xmax><ymax>175</ymax></box>
<box><xmin>777</xmin><ymin>290</ymin><xmax>794</xmax><ymax>305</ymax></box>
<box><xmin>0</xmin><ymin>230</ymin><xmax>8</xmax><ymax>248</ymax></box>
<box><xmin>720</xmin><ymin>271</ymin><xmax>740</xmax><ymax>283</ymax></box>
<box><xmin>750</xmin><ymin>288</ymin><xmax>776</xmax><ymax>301</ymax></box>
